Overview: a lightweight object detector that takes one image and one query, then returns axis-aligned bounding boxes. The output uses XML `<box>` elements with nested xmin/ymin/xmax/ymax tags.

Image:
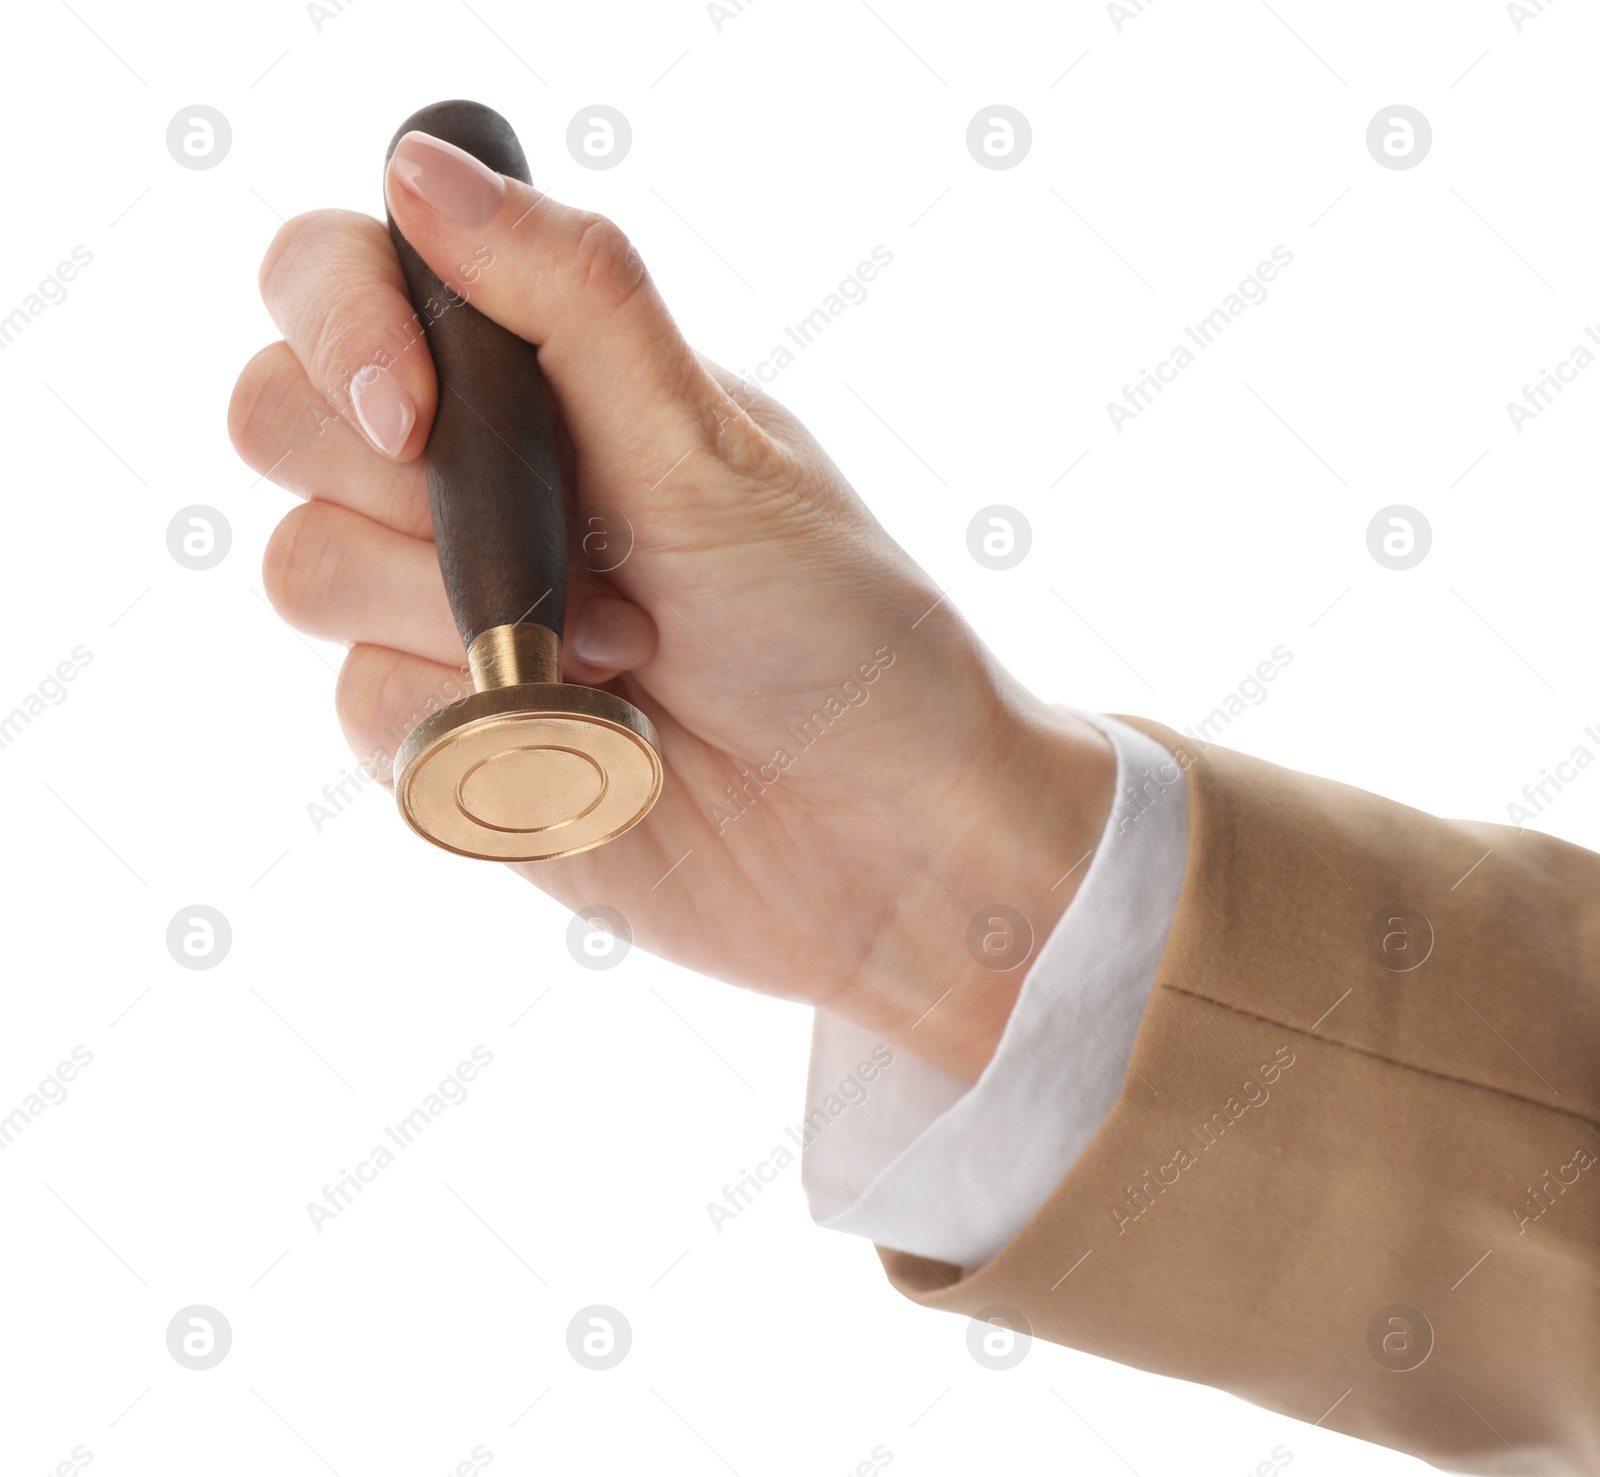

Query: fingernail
<box><xmin>390</xmin><ymin>131</ymin><xmax>506</xmax><ymax>227</ymax></box>
<box><xmin>571</xmin><ymin>597</ymin><xmax>655</xmax><ymax>669</ymax></box>
<box><xmin>351</xmin><ymin>365</ymin><xmax>415</xmax><ymax>458</ymax></box>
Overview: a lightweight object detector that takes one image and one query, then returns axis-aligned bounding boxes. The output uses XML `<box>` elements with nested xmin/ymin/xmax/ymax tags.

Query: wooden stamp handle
<box><xmin>384</xmin><ymin>100</ymin><xmax>565</xmax><ymax>648</ymax></box>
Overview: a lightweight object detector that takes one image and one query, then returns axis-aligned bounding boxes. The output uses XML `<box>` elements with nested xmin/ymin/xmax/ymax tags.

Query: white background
<box><xmin>2</xmin><ymin>0</ymin><xmax>1595</xmax><ymax>1473</ymax></box>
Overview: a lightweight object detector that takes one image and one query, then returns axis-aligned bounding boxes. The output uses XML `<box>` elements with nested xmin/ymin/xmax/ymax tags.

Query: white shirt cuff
<box><xmin>800</xmin><ymin>712</ymin><xmax>1190</xmax><ymax>1269</ymax></box>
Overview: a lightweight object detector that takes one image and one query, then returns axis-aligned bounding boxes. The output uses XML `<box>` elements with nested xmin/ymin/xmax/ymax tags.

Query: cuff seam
<box><xmin>1156</xmin><ymin>981</ymin><xmax>1596</xmax><ymax>1129</ymax></box>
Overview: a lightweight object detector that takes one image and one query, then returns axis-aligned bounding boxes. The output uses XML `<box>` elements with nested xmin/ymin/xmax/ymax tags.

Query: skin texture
<box><xmin>228</xmin><ymin>143</ymin><xmax>1116</xmax><ymax>1084</ymax></box>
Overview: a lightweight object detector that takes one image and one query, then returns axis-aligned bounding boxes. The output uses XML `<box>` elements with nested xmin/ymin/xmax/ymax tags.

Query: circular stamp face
<box><xmin>567</xmin><ymin>1304</ymin><xmax>631</xmax><ymax>1369</ymax></box>
<box><xmin>1366</xmin><ymin>1304</ymin><xmax>1433</xmax><ymax>1371</ymax></box>
<box><xmin>966</xmin><ymin>1304</ymin><xmax>1032</xmax><ymax>1369</ymax></box>
<box><xmin>397</xmin><ymin>693</ymin><xmax>662</xmax><ymax>861</ymax></box>
<box><xmin>167</xmin><ymin>1305</ymin><xmax>232</xmax><ymax>1369</ymax></box>
<box><xmin>457</xmin><ymin>746</ymin><xmax>608</xmax><ymax>832</ymax></box>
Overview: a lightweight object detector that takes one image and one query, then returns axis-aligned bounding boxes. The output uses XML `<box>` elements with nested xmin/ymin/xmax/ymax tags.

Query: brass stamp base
<box><xmin>395</xmin><ymin>680</ymin><xmax>662</xmax><ymax>862</ymax></box>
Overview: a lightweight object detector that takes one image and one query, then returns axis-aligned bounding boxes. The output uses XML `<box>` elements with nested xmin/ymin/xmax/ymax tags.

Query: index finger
<box><xmin>257</xmin><ymin>207</ymin><xmax>437</xmax><ymax>460</ymax></box>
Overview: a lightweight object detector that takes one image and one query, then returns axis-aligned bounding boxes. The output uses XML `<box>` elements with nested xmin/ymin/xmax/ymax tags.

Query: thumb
<box><xmin>384</xmin><ymin>130</ymin><xmax>730</xmax><ymax>479</ymax></box>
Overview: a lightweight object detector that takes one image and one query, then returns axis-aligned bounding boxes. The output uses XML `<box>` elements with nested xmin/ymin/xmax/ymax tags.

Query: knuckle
<box><xmin>227</xmin><ymin>343</ymin><xmax>299</xmax><ymax>465</ymax></box>
<box><xmin>258</xmin><ymin>224</ymin><xmax>297</xmax><ymax>300</ymax></box>
<box><xmin>258</xmin><ymin>211</ymin><xmax>324</xmax><ymax>299</ymax></box>
<box><xmin>259</xmin><ymin>210</ymin><xmax>403</xmax><ymax>407</ymax></box>
<box><xmin>262</xmin><ymin>502</ymin><xmax>337</xmax><ymax>628</ymax></box>
<box><xmin>569</xmin><ymin>212</ymin><xmax>649</xmax><ymax>312</ymax></box>
<box><xmin>317</xmin><ymin>313</ymin><xmax>387</xmax><ymax>409</ymax></box>
<box><xmin>335</xmin><ymin>644</ymin><xmax>392</xmax><ymax>764</ymax></box>
<box><xmin>700</xmin><ymin>386</ymin><xmax>798</xmax><ymax>485</ymax></box>
<box><xmin>726</xmin><ymin>420</ymin><xmax>797</xmax><ymax>487</ymax></box>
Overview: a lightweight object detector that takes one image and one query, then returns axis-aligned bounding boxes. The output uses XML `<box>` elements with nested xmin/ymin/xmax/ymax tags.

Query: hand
<box><xmin>228</xmin><ymin>130</ymin><xmax>1115</xmax><ymax>1082</ymax></box>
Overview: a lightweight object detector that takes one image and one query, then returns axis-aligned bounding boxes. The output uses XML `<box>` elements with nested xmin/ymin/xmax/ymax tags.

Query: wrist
<box><xmin>837</xmin><ymin>680</ymin><xmax>1116</xmax><ymax>1083</ymax></box>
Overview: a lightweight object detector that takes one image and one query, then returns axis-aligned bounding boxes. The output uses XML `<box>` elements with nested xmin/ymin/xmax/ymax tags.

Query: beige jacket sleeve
<box><xmin>880</xmin><ymin>719</ymin><xmax>1600</xmax><ymax>1476</ymax></box>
